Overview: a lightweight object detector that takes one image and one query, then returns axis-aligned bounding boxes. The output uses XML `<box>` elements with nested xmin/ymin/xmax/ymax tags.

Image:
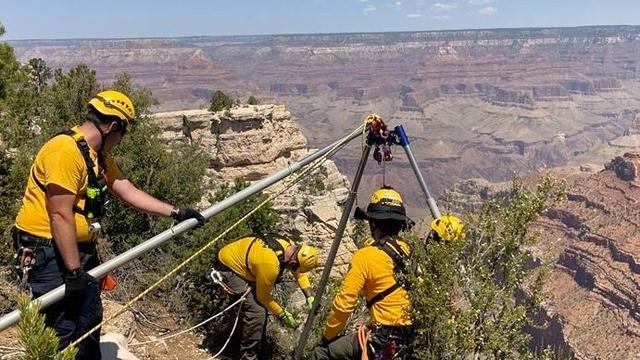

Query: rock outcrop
<box><xmin>604</xmin><ymin>152</ymin><xmax>640</xmax><ymax>182</ymax></box>
<box><xmin>444</xmin><ymin>154</ymin><xmax>640</xmax><ymax>359</ymax></box>
<box><xmin>526</xmin><ymin>153</ymin><xmax>640</xmax><ymax>359</ymax></box>
<box><xmin>153</xmin><ymin>105</ymin><xmax>356</xmax><ymax>275</ymax></box>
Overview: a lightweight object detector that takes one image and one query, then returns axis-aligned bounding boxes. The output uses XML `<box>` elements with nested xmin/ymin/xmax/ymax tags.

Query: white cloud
<box><xmin>468</xmin><ymin>0</ymin><xmax>493</xmax><ymax>5</ymax></box>
<box><xmin>364</xmin><ymin>4</ymin><xmax>377</xmax><ymax>12</ymax></box>
<box><xmin>359</xmin><ymin>0</ymin><xmax>369</xmax><ymax>2</ymax></box>
<box><xmin>407</xmin><ymin>13</ymin><xmax>424</xmax><ymax>18</ymax></box>
<box><xmin>433</xmin><ymin>15</ymin><xmax>453</xmax><ymax>20</ymax></box>
<box><xmin>477</xmin><ymin>5</ymin><xmax>497</xmax><ymax>15</ymax></box>
<box><xmin>431</xmin><ymin>2</ymin><xmax>458</xmax><ymax>12</ymax></box>
<box><xmin>395</xmin><ymin>0</ymin><xmax>403</xmax><ymax>5</ymax></box>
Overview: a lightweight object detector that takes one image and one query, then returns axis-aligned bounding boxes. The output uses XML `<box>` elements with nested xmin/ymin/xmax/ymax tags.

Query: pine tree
<box><xmin>16</xmin><ymin>295</ymin><xmax>77</xmax><ymax>360</ymax></box>
<box><xmin>209</xmin><ymin>90</ymin><xmax>233</xmax><ymax>112</ymax></box>
<box><xmin>247</xmin><ymin>95</ymin><xmax>259</xmax><ymax>105</ymax></box>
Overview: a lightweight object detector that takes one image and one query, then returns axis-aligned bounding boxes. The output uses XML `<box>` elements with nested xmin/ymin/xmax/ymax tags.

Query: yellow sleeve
<box><xmin>323</xmin><ymin>251</ymin><xmax>367</xmax><ymax>341</ymax></box>
<box><xmin>292</xmin><ymin>271</ymin><xmax>311</xmax><ymax>290</ymax></box>
<box><xmin>103</xmin><ymin>154</ymin><xmax>123</xmax><ymax>187</ymax></box>
<box><xmin>42</xmin><ymin>138</ymin><xmax>85</xmax><ymax>194</ymax></box>
<box><xmin>254</xmin><ymin>260</ymin><xmax>284</xmax><ymax>316</ymax></box>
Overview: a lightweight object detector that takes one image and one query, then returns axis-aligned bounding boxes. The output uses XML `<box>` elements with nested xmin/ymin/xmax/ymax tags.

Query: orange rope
<box><xmin>357</xmin><ymin>325</ymin><xmax>371</xmax><ymax>360</ymax></box>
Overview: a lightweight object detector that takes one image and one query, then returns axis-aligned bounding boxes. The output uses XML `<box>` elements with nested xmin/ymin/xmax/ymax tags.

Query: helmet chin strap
<box><xmin>90</xmin><ymin>120</ymin><xmax>116</xmax><ymax>153</ymax></box>
<box><xmin>284</xmin><ymin>246</ymin><xmax>298</xmax><ymax>267</ymax></box>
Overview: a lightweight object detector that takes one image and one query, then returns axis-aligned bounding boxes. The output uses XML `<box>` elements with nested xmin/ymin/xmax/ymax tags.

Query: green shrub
<box><xmin>407</xmin><ymin>175</ymin><xmax>566</xmax><ymax>359</ymax></box>
<box><xmin>209</xmin><ymin>90</ymin><xmax>233</xmax><ymax>112</ymax></box>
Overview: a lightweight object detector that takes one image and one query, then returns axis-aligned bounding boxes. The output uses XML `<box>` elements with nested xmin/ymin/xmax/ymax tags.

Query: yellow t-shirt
<box><xmin>323</xmin><ymin>237</ymin><xmax>413</xmax><ymax>341</ymax></box>
<box><xmin>218</xmin><ymin>236</ymin><xmax>311</xmax><ymax>316</ymax></box>
<box><xmin>15</xmin><ymin>127</ymin><xmax>122</xmax><ymax>242</ymax></box>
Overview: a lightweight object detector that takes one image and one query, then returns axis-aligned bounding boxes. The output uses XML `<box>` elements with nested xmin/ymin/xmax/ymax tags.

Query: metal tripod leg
<box><xmin>394</xmin><ymin>125</ymin><xmax>442</xmax><ymax>219</ymax></box>
<box><xmin>293</xmin><ymin>144</ymin><xmax>372</xmax><ymax>359</ymax></box>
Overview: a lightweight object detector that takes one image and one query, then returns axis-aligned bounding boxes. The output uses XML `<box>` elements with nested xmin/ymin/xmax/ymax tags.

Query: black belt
<box><xmin>11</xmin><ymin>227</ymin><xmax>54</xmax><ymax>247</ymax></box>
<box><xmin>369</xmin><ymin>324</ymin><xmax>414</xmax><ymax>339</ymax></box>
<box><xmin>11</xmin><ymin>226</ymin><xmax>96</xmax><ymax>253</ymax></box>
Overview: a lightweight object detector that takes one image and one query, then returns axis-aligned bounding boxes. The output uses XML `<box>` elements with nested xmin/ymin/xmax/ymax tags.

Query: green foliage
<box><xmin>247</xmin><ymin>95</ymin><xmax>259</xmax><ymax>105</ymax></box>
<box><xmin>111</xmin><ymin>72</ymin><xmax>159</xmax><ymax>115</ymax></box>
<box><xmin>27</xmin><ymin>58</ymin><xmax>52</xmax><ymax>94</ymax></box>
<box><xmin>104</xmin><ymin>73</ymin><xmax>206</xmax><ymax>256</ymax></box>
<box><xmin>408</xmin><ymin>174</ymin><xmax>566</xmax><ymax>359</ymax></box>
<box><xmin>0</xmin><ymin>23</ymin><xmax>23</xmax><ymax>107</ymax></box>
<box><xmin>209</xmin><ymin>90</ymin><xmax>233</xmax><ymax>112</ymax></box>
<box><xmin>45</xmin><ymin>65</ymin><xmax>100</xmax><ymax>134</ymax></box>
<box><xmin>351</xmin><ymin>219</ymin><xmax>369</xmax><ymax>248</ymax></box>
<box><xmin>16</xmin><ymin>295</ymin><xmax>77</xmax><ymax>360</ymax></box>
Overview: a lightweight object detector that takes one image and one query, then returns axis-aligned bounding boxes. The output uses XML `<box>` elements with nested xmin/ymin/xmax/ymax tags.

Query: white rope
<box><xmin>212</xmin><ymin>296</ymin><xmax>243</xmax><ymax>358</ymax></box>
<box><xmin>130</xmin><ymin>288</ymin><xmax>251</xmax><ymax>347</ymax></box>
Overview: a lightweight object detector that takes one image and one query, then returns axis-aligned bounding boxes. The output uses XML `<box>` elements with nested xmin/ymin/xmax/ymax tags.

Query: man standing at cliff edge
<box><xmin>12</xmin><ymin>90</ymin><xmax>206</xmax><ymax>359</ymax></box>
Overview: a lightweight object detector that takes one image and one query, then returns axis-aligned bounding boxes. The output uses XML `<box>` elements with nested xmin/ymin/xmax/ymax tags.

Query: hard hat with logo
<box><xmin>88</xmin><ymin>90</ymin><xmax>136</xmax><ymax>133</ymax></box>
<box><xmin>430</xmin><ymin>215</ymin><xmax>465</xmax><ymax>243</ymax></box>
<box><xmin>354</xmin><ymin>186</ymin><xmax>412</xmax><ymax>224</ymax></box>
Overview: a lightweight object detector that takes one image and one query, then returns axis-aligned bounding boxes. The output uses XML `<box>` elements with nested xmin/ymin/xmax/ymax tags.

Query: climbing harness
<box><xmin>366</xmin><ymin>324</ymin><xmax>413</xmax><ymax>360</ymax></box>
<box><xmin>12</xmin><ymin>247</ymin><xmax>35</xmax><ymax>291</ymax></box>
<box><xmin>209</xmin><ymin>269</ymin><xmax>236</xmax><ymax>295</ymax></box>
<box><xmin>10</xmin><ymin>227</ymin><xmax>52</xmax><ymax>291</ymax></box>
<box><xmin>30</xmin><ymin>129</ymin><xmax>109</xmax><ymax>231</ymax></box>
<box><xmin>357</xmin><ymin>324</ymin><xmax>412</xmax><ymax>360</ymax></box>
<box><xmin>366</xmin><ymin>237</ymin><xmax>413</xmax><ymax>309</ymax></box>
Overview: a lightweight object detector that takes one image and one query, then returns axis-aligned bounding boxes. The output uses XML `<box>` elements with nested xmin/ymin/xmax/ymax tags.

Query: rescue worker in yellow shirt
<box><xmin>212</xmin><ymin>234</ymin><xmax>319</xmax><ymax>360</ymax></box>
<box><xmin>311</xmin><ymin>186</ymin><xmax>465</xmax><ymax>360</ymax></box>
<box><xmin>12</xmin><ymin>90</ymin><xmax>205</xmax><ymax>360</ymax></box>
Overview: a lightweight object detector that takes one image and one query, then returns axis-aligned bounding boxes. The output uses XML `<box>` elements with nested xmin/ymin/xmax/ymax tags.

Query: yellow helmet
<box><xmin>296</xmin><ymin>243</ymin><xmax>319</xmax><ymax>273</ymax></box>
<box><xmin>430</xmin><ymin>215</ymin><xmax>465</xmax><ymax>243</ymax></box>
<box><xmin>273</xmin><ymin>238</ymin><xmax>319</xmax><ymax>273</ymax></box>
<box><xmin>88</xmin><ymin>90</ymin><xmax>136</xmax><ymax>133</ymax></box>
<box><xmin>354</xmin><ymin>186</ymin><xmax>411</xmax><ymax>223</ymax></box>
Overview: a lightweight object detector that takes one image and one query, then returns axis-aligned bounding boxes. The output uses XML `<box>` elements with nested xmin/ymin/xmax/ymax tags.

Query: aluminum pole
<box><xmin>293</xmin><ymin>143</ymin><xmax>372</xmax><ymax>359</ymax></box>
<box><xmin>394</xmin><ymin>125</ymin><xmax>442</xmax><ymax>219</ymax></box>
<box><xmin>0</xmin><ymin>125</ymin><xmax>364</xmax><ymax>333</ymax></box>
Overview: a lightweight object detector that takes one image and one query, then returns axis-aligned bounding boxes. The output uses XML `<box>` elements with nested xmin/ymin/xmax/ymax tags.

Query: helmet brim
<box><xmin>354</xmin><ymin>206</ymin><xmax>412</xmax><ymax>223</ymax></box>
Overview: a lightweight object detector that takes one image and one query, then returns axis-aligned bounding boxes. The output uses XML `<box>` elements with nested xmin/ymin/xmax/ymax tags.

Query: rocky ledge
<box><xmin>443</xmin><ymin>153</ymin><xmax>640</xmax><ymax>359</ymax></box>
<box><xmin>153</xmin><ymin>105</ymin><xmax>357</xmax><ymax>276</ymax></box>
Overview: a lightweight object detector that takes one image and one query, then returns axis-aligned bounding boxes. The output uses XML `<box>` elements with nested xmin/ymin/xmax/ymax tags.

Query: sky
<box><xmin>2</xmin><ymin>0</ymin><xmax>639</xmax><ymax>40</ymax></box>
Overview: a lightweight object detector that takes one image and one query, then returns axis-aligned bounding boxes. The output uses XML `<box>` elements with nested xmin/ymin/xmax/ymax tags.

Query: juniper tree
<box><xmin>407</xmin><ymin>174</ymin><xmax>565</xmax><ymax>360</ymax></box>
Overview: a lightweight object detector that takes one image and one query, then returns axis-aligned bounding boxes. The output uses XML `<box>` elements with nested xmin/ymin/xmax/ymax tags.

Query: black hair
<box><xmin>87</xmin><ymin>107</ymin><xmax>125</xmax><ymax>130</ymax></box>
<box><xmin>371</xmin><ymin>218</ymin><xmax>406</xmax><ymax>236</ymax></box>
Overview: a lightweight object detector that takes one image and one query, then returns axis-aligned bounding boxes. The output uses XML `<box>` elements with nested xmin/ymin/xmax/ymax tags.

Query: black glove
<box><xmin>64</xmin><ymin>268</ymin><xmax>96</xmax><ymax>298</ymax></box>
<box><xmin>171</xmin><ymin>208</ymin><xmax>206</xmax><ymax>227</ymax></box>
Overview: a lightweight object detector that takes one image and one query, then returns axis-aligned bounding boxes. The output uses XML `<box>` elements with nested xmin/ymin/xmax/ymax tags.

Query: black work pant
<box><xmin>14</xmin><ymin>229</ymin><xmax>102</xmax><ymax>360</ymax></box>
<box><xmin>311</xmin><ymin>325</ymin><xmax>413</xmax><ymax>360</ymax></box>
<box><xmin>311</xmin><ymin>333</ymin><xmax>360</xmax><ymax>360</ymax></box>
<box><xmin>219</xmin><ymin>268</ymin><xmax>268</xmax><ymax>360</ymax></box>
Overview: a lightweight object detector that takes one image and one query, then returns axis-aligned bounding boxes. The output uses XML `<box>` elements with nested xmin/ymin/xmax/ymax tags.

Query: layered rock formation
<box><xmin>11</xmin><ymin>26</ymin><xmax>640</xmax><ymax>215</ymax></box>
<box><xmin>153</xmin><ymin>105</ymin><xmax>356</xmax><ymax>275</ymax></box>
<box><xmin>448</xmin><ymin>154</ymin><xmax>640</xmax><ymax>359</ymax></box>
<box><xmin>527</xmin><ymin>153</ymin><xmax>640</xmax><ymax>359</ymax></box>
